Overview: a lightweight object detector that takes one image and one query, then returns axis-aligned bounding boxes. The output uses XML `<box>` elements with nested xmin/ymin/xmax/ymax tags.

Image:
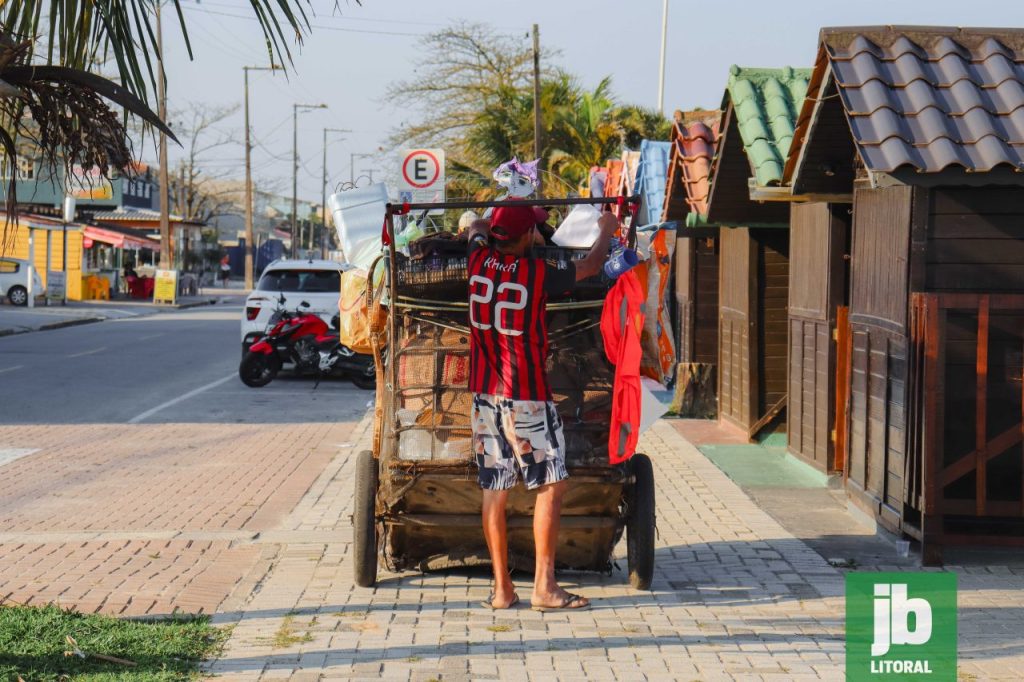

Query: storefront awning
<box><xmin>83</xmin><ymin>226</ymin><xmax>161</xmax><ymax>251</ymax></box>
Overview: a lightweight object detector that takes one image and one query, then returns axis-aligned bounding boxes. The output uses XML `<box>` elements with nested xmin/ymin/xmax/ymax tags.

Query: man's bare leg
<box><xmin>481</xmin><ymin>489</ymin><xmax>516</xmax><ymax>608</ymax></box>
<box><xmin>531</xmin><ymin>480</ymin><xmax>590</xmax><ymax>608</ymax></box>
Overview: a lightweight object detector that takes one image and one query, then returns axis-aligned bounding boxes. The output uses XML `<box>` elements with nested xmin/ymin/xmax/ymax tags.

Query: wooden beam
<box><xmin>976</xmin><ymin>295</ymin><xmax>989</xmax><ymax>517</ymax></box>
<box><xmin>748</xmin><ymin>184</ymin><xmax>853</xmax><ymax>204</ymax></box>
<box><xmin>748</xmin><ymin>394</ymin><xmax>787</xmax><ymax>441</ymax></box>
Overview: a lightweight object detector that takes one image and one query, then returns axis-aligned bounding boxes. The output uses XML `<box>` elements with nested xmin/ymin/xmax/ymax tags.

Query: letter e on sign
<box><xmin>398</xmin><ymin>149</ymin><xmax>446</xmax><ymax>213</ymax></box>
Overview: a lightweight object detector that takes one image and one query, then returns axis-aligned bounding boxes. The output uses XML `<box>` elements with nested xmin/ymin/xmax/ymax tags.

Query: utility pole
<box><xmin>292</xmin><ymin>102</ymin><xmax>327</xmax><ymax>258</ymax></box>
<box><xmin>243</xmin><ymin>65</ymin><xmax>279</xmax><ymax>287</ymax></box>
<box><xmin>657</xmin><ymin>0</ymin><xmax>669</xmax><ymax>115</ymax></box>
<box><xmin>156</xmin><ymin>1</ymin><xmax>170</xmax><ymax>269</ymax></box>
<box><xmin>321</xmin><ymin>127</ymin><xmax>350</xmax><ymax>258</ymax></box>
<box><xmin>532</xmin><ymin>23</ymin><xmax>543</xmax><ymax>196</ymax></box>
<box><xmin>179</xmin><ymin>164</ymin><xmax>186</xmax><ymax>218</ymax></box>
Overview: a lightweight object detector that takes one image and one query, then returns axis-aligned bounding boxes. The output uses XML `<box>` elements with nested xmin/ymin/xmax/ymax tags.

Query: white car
<box><xmin>0</xmin><ymin>257</ymin><xmax>45</xmax><ymax>306</ymax></box>
<box><xmin>241</xmin><ymin>258</ymin><xmax>352</xmax><ymax>353</ymax></box>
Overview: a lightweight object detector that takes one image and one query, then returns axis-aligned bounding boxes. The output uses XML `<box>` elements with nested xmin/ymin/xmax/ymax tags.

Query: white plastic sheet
<box><xmin>328</xmin><ymin>183</ymin><xmax>389</xmax><ymax>269</ymax></box>
<box><xmin>552</xmin><ymin>204</ymin><xmax>602</xmax><ymax>248</ymax></box>
<box><xmin>639</xmin><ymin>377</ymin><xmax>670</xmax><ymax>434</ymax></box>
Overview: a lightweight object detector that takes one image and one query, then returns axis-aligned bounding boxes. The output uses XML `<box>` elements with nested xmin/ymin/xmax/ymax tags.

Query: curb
<box><xmin>0</xmin><ymin>315</ymin><xmax>106</xmax><ymax>338</ymax></box>
<box><xmin>0</xmin><ymin>297</ymin><xmax>225</xmax><ymax>338</ymax></box>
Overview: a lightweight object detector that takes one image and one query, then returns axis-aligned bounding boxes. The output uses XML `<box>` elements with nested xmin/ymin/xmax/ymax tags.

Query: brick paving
<box><xmin>4</xmin><ymin>412</ymin><xmax>1023</xmax><ymax>678</ymax></box>
<box><xmin>0</xmin><ymin>421</ymin><xmax>358</xmax><ymax>616</ymax></box>
<box><xmin>207</xmin><ymin>416</ymin><xmax>1024</xmax><ymax>681</ymax></box>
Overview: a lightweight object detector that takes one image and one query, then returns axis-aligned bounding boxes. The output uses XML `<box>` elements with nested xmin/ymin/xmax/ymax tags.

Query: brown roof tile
<box><xmin>663</xmin><ymin>111</ymin><xmax>721</xmax><ymax>222</ymax></box>
<box><xmin>790</xmin><ymin>26</ymin><xmax>1024</xmax><ymax>177</ymax></box>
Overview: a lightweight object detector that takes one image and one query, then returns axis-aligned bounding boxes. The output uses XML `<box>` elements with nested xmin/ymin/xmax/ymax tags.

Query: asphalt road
<box><xmin>0</xmin><ymin>305</ymin><xmax>373</xmax><ymax>425</ymax></box>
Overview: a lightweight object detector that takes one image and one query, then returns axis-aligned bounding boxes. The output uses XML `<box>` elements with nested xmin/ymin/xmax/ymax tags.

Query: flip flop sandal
<box><xmin>481</xmin><ymin>592</ymin><xmax>520</xmax><ymax>610</ymax></box>
<box><xmin>531</xmin><ymin>593</ymin><xmax>591</xmax><ymax>612</ymax></box>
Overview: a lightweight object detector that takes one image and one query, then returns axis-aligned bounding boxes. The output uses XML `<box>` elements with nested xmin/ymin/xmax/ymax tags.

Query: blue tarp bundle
<box><xmin>632</xmin><ymin>140</ymin><xmax>672</xmax><ymax>229</ymax></box>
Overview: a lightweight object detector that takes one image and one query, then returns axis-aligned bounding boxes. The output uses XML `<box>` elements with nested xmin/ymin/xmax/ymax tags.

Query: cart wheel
<box><xmin>353</xmin><ymin>449</ymin><xmax>379</xmax><ymax>587</ymax></box>
<box><xmin>626</xmin><ymin>453</ymin><xmax>655</xmax><ymax>590</ymax></box>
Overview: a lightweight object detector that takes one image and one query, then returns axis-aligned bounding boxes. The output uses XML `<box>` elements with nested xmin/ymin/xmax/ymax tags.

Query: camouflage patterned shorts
<box><xmin>471</xmin><ymin>393</ymin><xmax>569</xmax><ymax>491</ymax></box>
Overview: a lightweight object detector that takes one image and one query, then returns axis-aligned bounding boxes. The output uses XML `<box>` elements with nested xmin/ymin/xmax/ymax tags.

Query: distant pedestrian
<box><xmin>219</xmin><ymin>255</ymin><xmax>231</xmax><ymax>287</ymax></box>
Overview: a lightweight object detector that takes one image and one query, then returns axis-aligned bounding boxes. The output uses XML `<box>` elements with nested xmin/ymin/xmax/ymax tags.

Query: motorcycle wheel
<box><xmin>350</xmin><ymin>371</ymin><xmax>376</xmax><ymax>391</ymax></box>
<box><xmin>239</xmin><ymin>352</ymin><xmax>280</xmax><ymax>388</ymax></box>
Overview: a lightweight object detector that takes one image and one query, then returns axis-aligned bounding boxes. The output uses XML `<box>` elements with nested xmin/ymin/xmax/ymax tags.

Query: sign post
<box><xmin>153</xmin><ymin>269</ymin><xmax>178</xmax><ymax>305</ymax></box>
<box><xmin>46</xmin><ymin>271</ymin><xmax>65</xmax><ymax>304</ymax></box>
<box><xmin>397</xmin><ymin>149</ymin><xmax>445</xmax><ymax>215</ymax></box>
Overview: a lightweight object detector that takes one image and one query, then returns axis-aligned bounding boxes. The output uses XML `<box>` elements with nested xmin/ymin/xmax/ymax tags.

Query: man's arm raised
<box><xmin>574</xmin><ymin>212</ymin><xmax>619</xmax><ymax>282</ymax></box>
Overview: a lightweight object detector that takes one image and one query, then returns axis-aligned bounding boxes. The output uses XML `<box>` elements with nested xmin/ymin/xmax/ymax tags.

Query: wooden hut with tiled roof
<box><xmin>782</xmin><ymin>25</ymin><xmax>1024</xmax><ymax>562</ymax></box>
<box><xmin>706</xmin><ymin>65</ymin><xmax>810</xmax><ymax>439</ymax></box>
<box><xmin>663</xmin><ymin>110</ymin><xmax>722</xmax><ymax>417</ymax></box>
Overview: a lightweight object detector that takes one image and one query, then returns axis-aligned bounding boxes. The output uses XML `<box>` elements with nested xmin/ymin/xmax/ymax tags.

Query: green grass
<box><xmin>271</xmin><ymin>615</ymin><xmax>314</xmax><ymax>648</ymax></box>
<box><xmin>0</xmin><ymin>604</ymin><xmax>228</xmax><ymax>681</ymax></box>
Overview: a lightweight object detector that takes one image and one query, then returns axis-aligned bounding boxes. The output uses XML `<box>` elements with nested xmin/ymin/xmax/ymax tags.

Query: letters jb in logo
<box><xmin>846</xmin><ymin>572</ymin><xmax>957</xmax><ymax>681</ymax></box>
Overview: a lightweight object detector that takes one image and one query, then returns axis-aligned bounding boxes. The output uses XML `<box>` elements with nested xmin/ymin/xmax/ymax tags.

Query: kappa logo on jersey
<box><xmin>483</xmin><ymin>256</ymin><xmax>518</xmax><ymax>273</ymax></box>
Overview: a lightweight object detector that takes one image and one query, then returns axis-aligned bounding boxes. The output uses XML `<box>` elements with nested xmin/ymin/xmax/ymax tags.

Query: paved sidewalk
<box><xmin>208</xmin><ymin>418</ymin><xmax>850</xmax><ymax>680</ymax></box>
<box><xmin>206</xmin><ymin>416</ymin><xmax>1024</xmax><ymax>681</ymax></box>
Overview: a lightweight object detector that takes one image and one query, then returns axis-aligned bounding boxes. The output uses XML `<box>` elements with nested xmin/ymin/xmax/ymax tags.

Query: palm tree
<box><xmin>461</xmin><ymin>74</ymin><xmax>671</xmax><ymax>197</ymax></box>
<box><xmin>0</xmin><ymin>0</ymin><xmax>317</xmax><ymax>216</ymax></box>
<box><xmin>547</xmin><ymin>77</ymin><xmax>621</xmax><ymax>191</ymax></box>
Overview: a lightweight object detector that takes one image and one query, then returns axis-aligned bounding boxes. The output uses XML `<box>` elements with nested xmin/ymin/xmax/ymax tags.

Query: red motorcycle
<box><xmin>238</xmin><ymin>300</ymin><xmax>375</xmax><ymax>389</ymax></box>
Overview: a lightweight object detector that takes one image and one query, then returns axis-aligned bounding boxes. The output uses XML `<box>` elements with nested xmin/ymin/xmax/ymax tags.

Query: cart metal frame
<box><xmin>352</xmin><ymin>196</ymin><xmax>655</xmax><ymax>590</ymax></box>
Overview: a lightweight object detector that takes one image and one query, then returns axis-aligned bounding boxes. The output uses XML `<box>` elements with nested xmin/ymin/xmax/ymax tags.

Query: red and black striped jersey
<box><xmin>467</xmin><ymin>240</ymin><xmax>575</xmax><ymax>401</ymax></box>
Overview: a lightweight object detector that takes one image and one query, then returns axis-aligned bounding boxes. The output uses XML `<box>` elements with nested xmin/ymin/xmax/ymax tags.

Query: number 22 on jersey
<box><xmin>469</xmin><ymin>275</ymin><xmax>527</xmax><ymax>336</ymax></box>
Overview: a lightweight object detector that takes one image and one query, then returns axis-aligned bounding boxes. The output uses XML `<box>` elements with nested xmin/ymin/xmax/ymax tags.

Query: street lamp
<box><xmin>243</xmin><ymin>64</ymin><xmax>281</xmax><ymax>288</ymax></box>
<box><xmin>350</xmin><ymin>152</ymin><xmax>373</xmax><ymax>185</ymax></box>
<box><xmin>292</xmin><ymin>102</ymin><xmax>327</xmax><ymax>259</ymax></box>
<box><xmin>321</xmin><ymin>127</ymin><xmax>351</xmax><ymax>258</ymax></box>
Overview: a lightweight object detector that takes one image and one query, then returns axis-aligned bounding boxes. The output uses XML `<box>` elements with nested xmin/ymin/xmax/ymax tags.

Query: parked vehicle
<box><xmin>240</xmin><ymin>258</ymin><xmax>352</xmax><ymax>354</ymax></box>
<box><xmin>0</xmin><ymin>258</ymin><xmax>45</xmax><ymax>306</ymax></box>
<box><xmin>238</xmin><ymin>297</ymin><xmax>375</xmax><ymax>389</ymax></box>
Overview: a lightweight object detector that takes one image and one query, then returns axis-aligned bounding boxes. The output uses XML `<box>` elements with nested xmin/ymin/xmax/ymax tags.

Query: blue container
<box><xmin>603</xmin><ymin>247</ymin><xmax>639</xmax><ymax>280</ymax></box>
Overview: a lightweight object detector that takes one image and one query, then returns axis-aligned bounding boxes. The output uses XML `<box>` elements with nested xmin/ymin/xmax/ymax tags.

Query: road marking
<box><xmin>0</xmin><ymin>365</ymin><xmax>24</xmax><ymax>374</ymax></box>
<box><xmin>138</xmin><ymin>333</ymin><xmax>164</xmax><ymax>341</ymax></box>
<box><xmin>67</xmin><ymin>346</ymin><xmax>107</xmax><ymax>358</ymax></box>
<box><xmin>128</xmin><ymin>373</ymin><xmax>236</xmax><ymax>424</ymax></box>
<box><xmin>0</xmin><ymin>448</ymin><xmax>40</xmax><ymax>468</ymax></box>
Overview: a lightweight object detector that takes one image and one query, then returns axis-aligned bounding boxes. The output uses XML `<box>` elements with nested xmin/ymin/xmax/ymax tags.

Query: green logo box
<box><xmin>846</xmin><ymin>572</ymin><xmax>957</xmax><ymax>681</ymax></box>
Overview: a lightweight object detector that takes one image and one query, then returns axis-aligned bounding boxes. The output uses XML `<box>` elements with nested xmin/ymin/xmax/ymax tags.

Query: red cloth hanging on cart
<box><xmin>600</xmin><ymin>269</ymin><xmax>645</xmax><ymax>465</ymax></box>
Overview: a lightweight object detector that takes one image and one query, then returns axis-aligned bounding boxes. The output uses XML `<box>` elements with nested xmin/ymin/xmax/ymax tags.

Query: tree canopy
<box><xmin>388</xmin><ymin>23</ymin><xmax>671</xmax><ymax>199</ymax></box>
<box><xmin>0</xmin><ymin>0</ymin><xmax>319</xmax><ymax>223</ymax></box>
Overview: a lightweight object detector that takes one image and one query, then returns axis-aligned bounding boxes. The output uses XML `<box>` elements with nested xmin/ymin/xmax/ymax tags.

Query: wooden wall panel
<box><xmin>718</xmin><ymin>228</ymin><xmax>753</xmax><ymax>429</ymax></box>
<box><xmin>845</xmin><ymin>186</ymin><xmax>914</xmax><ymax>533</ymax></box>
<box><xmin>850</xmin><ymin>186</ymin><xmax>913</xmax><ymax>330</ymax></box>
<box><xmin>789</xmin><ymin>317</ymin><xmax>834</xmax><ymax>470</ymax></box>
<box><xmin>676</xmin><ymin>237</ymin><xmax>720</xmax><ymax>365</ymax></box>
<box><xmin>757</xmin><ymin>230</ymin><xmax>789</xmax><ymax>418</ymax></box>
<box><xmin>789</xmin><ymin>203</ymin><xmax>831</xmax><ymax>319</ymax></box>
<box><xmin>787</xmin><ymin>202</ymin><xmax>853</xmax><ymax>472</ymax></box>
<box><xmin>694</xmin><ymin>239</ymin><xmax>720</xmax><ymax>364</ymax></box>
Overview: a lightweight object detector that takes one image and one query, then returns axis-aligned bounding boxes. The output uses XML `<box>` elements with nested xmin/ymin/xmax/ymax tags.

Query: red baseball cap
<box><xmin>491</xmin><ymin>202</ymin><xmax>548</xmax><ymax>241</ymax></box>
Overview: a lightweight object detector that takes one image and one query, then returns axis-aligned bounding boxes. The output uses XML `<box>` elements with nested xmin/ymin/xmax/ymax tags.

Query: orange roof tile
<box><xmin>604</xmin><ymin>159</ymin><xmax>625</xmax><ymax>197</ymax></box>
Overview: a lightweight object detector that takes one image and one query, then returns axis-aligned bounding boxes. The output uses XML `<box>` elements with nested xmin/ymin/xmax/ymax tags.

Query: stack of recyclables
<box><xmin>390</xmin><ymin>303</ymin><xmax>613</xmax><ymax>466</ymax></box>
<box><xmin>328</xmin><ymin>183</ymin><xmax>388</xmax><ymax>269</ymax></box>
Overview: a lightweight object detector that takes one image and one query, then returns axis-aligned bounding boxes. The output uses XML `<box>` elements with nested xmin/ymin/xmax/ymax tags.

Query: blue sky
<box><xmin>160</xmin><ymin>0</ymin><xmax>1024</xmax><ymax>202</ymax></box>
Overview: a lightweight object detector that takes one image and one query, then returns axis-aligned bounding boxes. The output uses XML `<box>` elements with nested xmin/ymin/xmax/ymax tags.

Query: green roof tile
<box><xmin>725</xmin><ymin>65</ymin><xmax>811</xmax><ymax>187</ymax></box>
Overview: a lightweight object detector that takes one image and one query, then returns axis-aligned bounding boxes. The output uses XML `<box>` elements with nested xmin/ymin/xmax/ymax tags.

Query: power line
<box><xmin>192</xmin><ymin>0</ymin><xmax>452</xmax><ymax>28</ymax></box>
<box><xmin>181</xmin><ymin>5</ymin><xmax>426</xmax><ymax>37</ymax></box>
